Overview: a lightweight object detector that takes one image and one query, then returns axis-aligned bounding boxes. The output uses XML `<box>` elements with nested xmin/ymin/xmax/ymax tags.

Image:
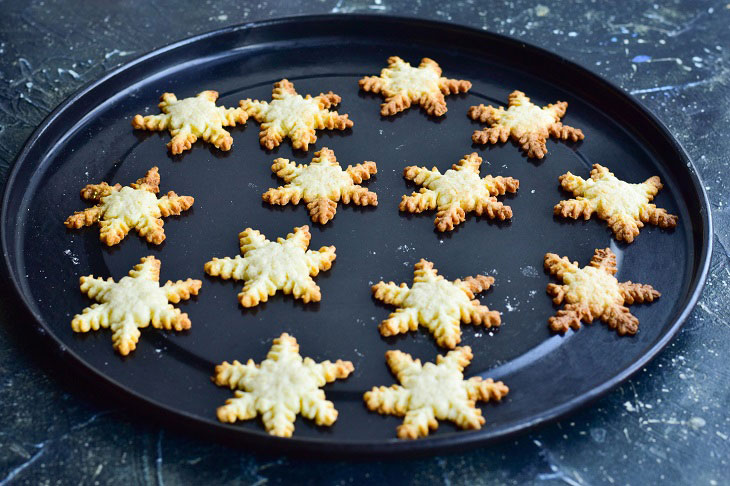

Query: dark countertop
<box><xmin>1</xmin><ymin>1</ymin><xmax>728</xmax><ymax>484</ymax></box>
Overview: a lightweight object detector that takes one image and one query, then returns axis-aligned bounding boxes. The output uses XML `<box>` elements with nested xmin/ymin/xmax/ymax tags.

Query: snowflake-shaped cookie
<box><xmin>372</xmin><ymin>259</ymin><xmax>500</xmax><ymax>349</ymax></box>
<box><xmin>359</xmin><ymin>56</ymin><xmax>471</xmax><ymax>117</ymax></box>
<box><xmin>71</xmin><ymin>256</ymin><xmax>202</xmax><ymax>355</ymax></box>
<box><xmin>399</xmin><ymin>152</ymin><xmax>519</xmax><ymax>232</ymax></box>
<box><xmin>64</xmin><ymin>167</ymin><xmax>194</xmax><ymax>246</ymax></box>
<box><xmin>364</xmin><ymin>347</ymin><xmax>508</xmax><ymax>439</ymax></box>
<box><xmin>204</xmin><ymin>225</ymin><xmax>336</xmax><ymax>307</ymax></box>
<box><xmin>214</xmin><ymin>332</ymin><xmax>354</xmax><ymax>437</ymax></box>
<box><xmin>545</xmin><ymin>248</ymin><xmax>660</xmax><ymax>335</ymax></box>
<box><xmin>554</xmin><ymin>164</ymin><xmax>678</xmax><ymax>243</ymax></box>
<box><xmin>262</xmin><ymin>147</ymin><xmax>377</xmax><ymax>225</ymax></box>
<box><xmin>132</xmin><ymin>90</ymin><xmax>248</xmax><ymax>154</ymax></box>
<box><xmin>240</xmin><ymin>79</ymin><xmax>353</xmax><ymax>151</ymax></box>
<box><xmin>468</xmin><ymin>90</ymin><xmax>584</xmax><ymax>158</ymax></box>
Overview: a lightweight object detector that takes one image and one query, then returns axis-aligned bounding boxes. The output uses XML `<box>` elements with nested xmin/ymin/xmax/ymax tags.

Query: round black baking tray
<box><xmin>1</xmin><ymin>14</ymin><xmax>712</xmax><ymax>456</ymax></box>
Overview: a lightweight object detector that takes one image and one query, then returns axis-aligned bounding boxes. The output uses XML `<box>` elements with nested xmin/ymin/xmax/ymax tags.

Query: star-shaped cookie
<box><xmin>262</xmin><ymin>147</ymin><xmax>377</xmax><ymax>225</ymax></box>
<box><xmin>71</xmin><ymin>256</ymin><xmax>201</xmax><ymax>355</ymax></box>
<box><xmin>545</xmin><ymin>248</ymin><xmax>660</xmax><ymax>335</ymax></box>
<box><xmin>468</xmin><ymin>90</ymin><xmax>584</xmax><ymax>158</ymax></box>
<box><xmin>204</xmin><ymin>225</ymin><xmax>336</xmax><ymax>307</ymax></box>
<box><xmin>64</xmin><ymin>167</ymin><xmax>194</xmax><ymax>246</ymax></box>
<box><xmin>372</xmin><ymin>259</ymin><xmax>500</xmax><ymax>349</ymax></box>
<box><xmin>132</xmin><ymin>90</ymin><xmax>248</xmax><ymax>154</ymax></box>
<box><xmin>364</xmin><ymin>347</ymin><xmax>508</xmax><ymax>439</ymax></box>
<box><xmin>240</xmin><ymin>79</ymin><xmax>353</xmax><ymax>151</ymax></box>
<box><xmin>214</xmin><ymin>332</ymin><xmax>354</xmax><ymax>437</ymax></box>
<box><xmin>399</xmin><ymin>152</ymin><xmax>518</xmax><ymax>232</ymax></box>
<box><xmin>554</xmin><ymin>164</ymin><xmax>678</xmax><ymax>243</ymax></box>
<box><xmin>359</xmin><ymin>56</ymin><xmax>471</xmax><ymax>117</ymax></box>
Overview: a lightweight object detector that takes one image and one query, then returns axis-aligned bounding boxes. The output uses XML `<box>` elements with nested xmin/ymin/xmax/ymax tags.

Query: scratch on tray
<box><xmin>697</xmin><ymin>301</ymin><xmax>729</xmax><ymax>327</ymax></box>
<box><xmin>155</xmin><ymin>430</ymin><xmax>165</xmax><ymax>486</ymax></box>
<box><xmin>331</xmin><ymin>0</ymin><xmax>388</xmax><ymax>13</ymax></box>
<box><xmin>104</xmin><ymin>49</ymin><xmax>134</xmax><ymax>60</ymax></box>
<box><xmin>0</xmin><ymin>411</ymin><xmax>114</xmax><ymax>484</ymax></box>
<box><xmin>630</xmin><ymin>78</ymin><xmax>715</xmax><ymax>94</ymax></box>
<box><xmin>532</xmin><ymin>440</ymin><xmax>588</xmax><ymax>486</ymax></box>
<box><xmin>0</xmin><ymin>446</ymin><xmax>46</xmax><ymax>485</ymax></box>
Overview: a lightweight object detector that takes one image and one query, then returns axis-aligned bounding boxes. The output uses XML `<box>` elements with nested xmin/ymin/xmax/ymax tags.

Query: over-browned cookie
<box><xmin>468</xmin><ymin>90</ymin><xmax>584</xmax><ymax>158</ymax></box>
<box><xmin>545</xmin><ymin>248</ymin><xmax>660</xmax><ymax>335</ymax></box>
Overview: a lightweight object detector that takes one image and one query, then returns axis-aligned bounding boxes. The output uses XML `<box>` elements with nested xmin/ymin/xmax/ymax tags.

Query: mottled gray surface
<box><xmin>1</xmin><ymin>0</ymin><xmax>728</xmax><ymax>484</ymax></box>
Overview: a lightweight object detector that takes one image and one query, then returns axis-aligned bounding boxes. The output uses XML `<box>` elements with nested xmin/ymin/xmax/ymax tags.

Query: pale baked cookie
<box><xmin>359</xmin><ymin>56</ymin><xmax>471</xmax><ymax>117</ymax></box>
<box><xmin>204</xmin><ymin>225</ymin><xmax>335</xmax><ymax>307</ymax></box>
<box><xmin>214</xmin><ymin>332</ymin><xmax>354</xmax><ymax>437</ymax></box>
<box><xmin>399</xmin><ymin>152</ymin><xmax>518</xmax><ymax>232</ymax></box>
<box><xmin>64</xmin><ymin>167</ymin><xmax>193</xmax><ymax>246</ymax></box>
<box><xmin>372</xmin><ymin>259</ymin><xmax>500</xmax><ymax>349</ymax></box>
<box><xmin>132</xmin><ymin>90</ymin><xmax>248</xmax><ymax>154</ymax></box>
<box><xmin>545</xmin><ymin>248</ymin><xmax>660</xmax><ymax>335</ymax></box>
<box><xmin>468</xmin><ymin>90</ymin><xmax>584</xmax><ymax>158</ymax></box>
<box><xmin>263</xmin><ymin>147</ymin><xmax>377</xmax><ymax>225</ymax></box>
<box><xmin>71</xmin><ymin>256</ymin><xmax>201</xmax><ymax>356</ymax></box>
<box><xmin>364</xmin><ymin>346</ymin><xmax>508</xmax><ymax>439</ymax></box>
<box><xmin>240</xmin><ymin>79</ymin><xmax>353</xmax><ymax>151</ymax></box>
<box><xmin>555</xmin><ymin>164</ymin><xmax>678</xmax><ymax>243</ymax></box>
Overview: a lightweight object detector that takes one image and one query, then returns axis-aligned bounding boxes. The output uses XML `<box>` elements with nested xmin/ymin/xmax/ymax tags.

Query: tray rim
<box><xmin>0</xmin><ymin>13</ymin><xmax>713</xmax><ymax>457</ymax></box>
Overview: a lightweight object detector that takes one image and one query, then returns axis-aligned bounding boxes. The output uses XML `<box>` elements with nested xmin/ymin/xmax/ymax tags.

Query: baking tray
<box><xmin>0</xmin><ymin>15</ymin><xmax>712</xmax><ymax>456</ymax></box>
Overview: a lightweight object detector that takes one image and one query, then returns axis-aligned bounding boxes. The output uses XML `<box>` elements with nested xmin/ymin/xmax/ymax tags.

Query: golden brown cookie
<box><xmin>468</xmin><ymin>90</ymin><xmax>584</xmax><ymax>158</ymax></box>
<box><xmin>204</xmin><ymin>225</ymin><xmax>335</xmax><ymax>307</ymax></box>
<box><xmin>262</xmin><ymin>147</ymin><xmax>377</xmax><ymax>224</ymax></box>
<box><xmin>64</xmin><ymin>167</ymin><xmax>193</xmax><ymax>246</ymax></box>
<box><xmin>372</xmin><ymin>259</ymin><xmax>500</xmax><ymax>349</ymax></box>
<box><xmin>240</xmin><ymin>79</ymin><xmax>353</xmax><ymax>151</ymax></box>
<box><xmin>554</xmin><ymin>164</ymin><xmax>678</xmax><ymax>243</ymax></box>
<box><xmin>359</xmin><ymin>56</ymin><xmax>471</xmax><ymax>116</ymax></box>
<box><xmin>399</xmin><ymin>152</ymin><xmax>518</xmax><ymax>232</ymax></box>
<box><xmin>132</xmin><ymin>90</ymin><xmax>248</xmax><ymax>154</ymax></box>
<box><xmin>71</xmin><ymin>256</ymin><xmax>201</xmax><ymax>355</ymax></box>
<box><xmin>545</xmin><ymin>248</ymin><xmax>660</xmax><ymax>335</ymax></box>
<box><xmin>364</xmin><ymin>346</ymin><xmax>508</xmax><ymax>439</ymax></box>
<box><xmin>214</xmin><ymin>333</ymin><xmax>353</xmax><ymax>437</ymax></box>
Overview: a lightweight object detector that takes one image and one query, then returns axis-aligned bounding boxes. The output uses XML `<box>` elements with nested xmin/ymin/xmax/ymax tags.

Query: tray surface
<box><xmin>1</xmin><ymin>15</ymin><xmax>711</xmax><ymax>455</ymax></box>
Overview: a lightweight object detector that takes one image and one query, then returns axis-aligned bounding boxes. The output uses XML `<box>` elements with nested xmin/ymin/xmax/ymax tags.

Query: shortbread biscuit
<box><xmin>555</xmin><ymin>164</ymin><xmax>678</xmax><ymax>243</ymax></box>
<box><xmin>364</xmin><ymin>346</ymin><xmax>508</xmax><ymax>439</ymax></box>
<box><xmin>71</xmin><ymin>256</ymin><xmax>201</xmax><ymax>355</ymax></box>
<box><xmin>240</xmin><ymin>79</ymin><xmax>353</xmax><ymax>151</ymax></box>
<box><xmin>372</xmin><ymin>259</ymin><xmax>500</xmax><ymax>349</ymax></box>
<box><xmin>263</xmin><ymin>147</ymin><xmax>377</xmax><ymax>224</ymax></box>
<box><xmin>214</xmin><ymin>332</ymin><xmax>353</xmax><ymax>437</ymax></box>
<box><xmin>64</xmin><ymin>167</ymin><xmax>193</xmax><ymax>246</ymax></box>
<box><xmin>468</xmin><ymin>90</ymin><xmax>584</xmax><ymax>158</ymax></box>
<box><xmin>399</xmin><ymin>152</ymin><xmax>518</xmax><ymax>232</ymax></box>
<box><xmin>204</xmin><ymin>225</ymin><xmax>335</xmax><ymax>307</ymax></box>
<box><xmin>545</xmin><ymin>248</ymin><xmax>660</xmax><ymax>335</ymax></box>
<box><xmin>359</xmin><ymin>56</ymin><xmax>471</xmax><ymax>116</ymax></box>
<box><xmin>132</xmin><ymin>90</ymin><xmax>248</xmax><ymax>154</ymax></box>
